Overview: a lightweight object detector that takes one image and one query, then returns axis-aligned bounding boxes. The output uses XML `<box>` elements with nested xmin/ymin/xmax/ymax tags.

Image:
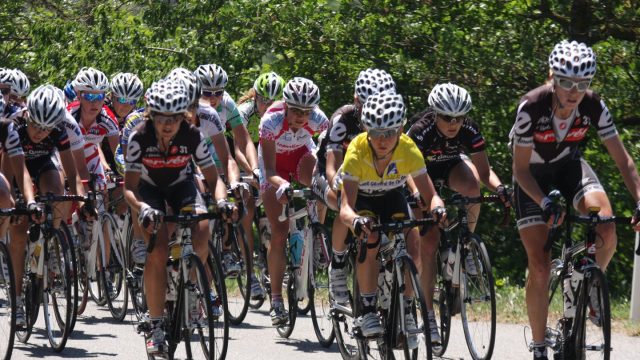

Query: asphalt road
<box><xmin>9</xmin><ymin>299</ymin><xmax>640</xmax><ymax>360</ymax></box>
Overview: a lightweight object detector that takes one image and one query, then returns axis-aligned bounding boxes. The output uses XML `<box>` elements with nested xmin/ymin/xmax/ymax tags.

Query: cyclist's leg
<box><xmin>262</xmin><ymin>185</ymin><xmax>288</xmax><ymax>304</ymax></box>
<box><xmin>296</xmin><ymin>153</ymin><xmax>316</xmax><ymax>187</ymax></box>
<box><xmin>168</xmin><ymin>181</ymin><xmax>209</xmax><ymax>268</ymax></box>
<box><xmin>447</xmin><ymin>157</ymin><xmax>482</xmax><ymax>232</ymax></box>
<box><xmin>0</xmin><ymin>172</ymin><xmax>13</xmax><ymax>238</ymax></box>
<box><xmin>37</xmin><ymin>168</ymin><xmax>66</xmax><ymax>229</ymax></box>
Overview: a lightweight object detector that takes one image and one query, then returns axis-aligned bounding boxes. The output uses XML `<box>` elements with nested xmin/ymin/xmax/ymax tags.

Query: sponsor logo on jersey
<box><xmin>387</xmin><ymin>162</ymin><xmax>398</xmax><ymax>176</ymax></box>
<box><xmin>142</xmin><ymin>155</ymin><xmax>191</xmax><ymax>168</ymax></box>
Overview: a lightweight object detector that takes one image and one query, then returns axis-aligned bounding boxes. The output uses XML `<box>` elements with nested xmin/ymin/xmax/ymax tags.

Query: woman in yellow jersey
<box><xmin>339</xmin><ymin>92</ymin><xmax>446</xmax><ymax>344</ymax></box>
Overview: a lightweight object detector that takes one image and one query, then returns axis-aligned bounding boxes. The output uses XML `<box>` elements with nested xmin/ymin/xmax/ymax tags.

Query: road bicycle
<box><xmin>430</xmin><ymin>193</ymin><xmax>507</xmax><ymax>360</ymax></box>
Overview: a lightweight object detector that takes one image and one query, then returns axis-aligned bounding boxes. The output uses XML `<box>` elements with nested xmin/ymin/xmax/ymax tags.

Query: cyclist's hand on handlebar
<box><xmin>496</xmin><ymin>184</ymin><xmax>513</xmax><ymax>208</ymax></box>
<box><xmin>138</xmin><ymin>204</ymin><xmax>163</xmax><ymax>234</ymax></box>
<box><xmin>27</xmin><ymin>202</ymin><xmax>44</xmax><ymax>224</ymax></box>
<box><xmin>217</xmin><ymin>199</ymin><xmax>239</xmax><ymax>222</ymax></box>
<box><xmin>352</xmin><ymin>216</ymin><xmax>374</xmax><ymax>238</ymax></box>
<box><xmin>541</xmin><ymin>196</ymin><xmax>564</xmax><ymax>227</ymax></box>
<box><xmin>275</xmin><ymin>182</ymin><xmax>291</xmax><ymax>205</ymax></box>
<box><xmin>431</xmin><ymin>206</ymin><xmax>447</xmax><ymax>226</ymax></box>
<box><xmin>412</xmin><ymin>192</ymin><xmax>428</xmax><ymax>211</ymax></box>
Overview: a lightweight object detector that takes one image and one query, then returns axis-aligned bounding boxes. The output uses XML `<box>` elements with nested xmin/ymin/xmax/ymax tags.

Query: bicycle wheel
<box><xmin>309</xmin><ymin>223</ymin><xmax>335</xmax><ymax>347</ymax></box>
<box><xmin>276</xmin><ymin>268</ymin><xmax>298</xmax><ymax>338</ymax></box>
<box><xmin>15</xmin><ymin>271</ymin><xmax>39</xmax><ymax>344</ymax></box>
<box><xmin>573</xmin><ymin>268</ymin><xmax>611</xmax><ymax>360</ymax></box>
<box><xmin>42</xmin><ymin>229</ymin><xmax>73</xmax><ymax>352</ymax></box>
<box><xmin>73</xmin><ymin>219</ymin><xmax>90</xmax><ymax>316</ymax></box>
<box><xmin>249</xmin><ymin>247</ymin><xmax>267</xmax><ymax>310</ymax></box>
<box><xmin>59</xmin><ymin>223</ymin><xmax>79</xmax><ymax>333</ymax></box>
<box><xmin>459</xmin><ymin>234</ymin><xmax>496</xmax><ymax>360</ymax></box>
<box><xmin>0</xmin><ymin>242</ymin><xmax>16</xmax><ymax>360</ymax></box>
<box><xmin>207</xmin><ymin>245</ymin><xmax>229</xmax><ymax>360</ymax></box>
<box><xmin>124</xmin><ymin>215</ymin><xmax>147</xmax><ymax>321</ymax></box>
<box><xmin>432</xmin><ymin>246</ymin><xmax>452</xmax><ymax>356</ymax></box>
<box><xmin>102</xmin><ymin>213</ymin><xmax>128</xmax><ymax>321</ymax></box>
<box><xmin>332</xmin><ymin>257</ymin><xmax>360</xmax><ymax>360</ymax></box>
<box><xmin>224</xmin><ymin>224</ymin><xmax>252</xmax><ymax>325</ymax></box>
<box><xmin>182</xmin><ymin>254</ymin><xmax>219</xmax><ymax>360</ymax></box>
<box><xmin>88</xmin><ymin>221</ymin><xmax>107</xmax><ymax>306</ymax></box>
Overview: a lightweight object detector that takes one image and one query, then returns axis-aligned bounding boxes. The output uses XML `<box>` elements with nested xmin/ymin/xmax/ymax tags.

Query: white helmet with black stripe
<box><xmin>27</xmin><ymin>85</ymin><xmax>67</xmax><ymax>129</ymax></box>
<box><xmin>428</xmin><ymin>83</ymin><xmax>472</xmax><ymax>117</ymax></box>
<box><xmin>283</xmin><ymin>77</ymin><xmax>320</xmax><ymax>109</ymax></box>
<box><xmin>72</xmin><ymin>67</ymin><xmax>110</xmax><ymax>92</ymax></box>
<box><xmin>110</xmin><ymin>72</ymin><xmax>144</xmax><ymax>99</ymax></box>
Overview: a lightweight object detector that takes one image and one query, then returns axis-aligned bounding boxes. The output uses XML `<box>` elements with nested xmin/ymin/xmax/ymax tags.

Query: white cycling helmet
<box><xmin>166</xmin><ymin>67</ymin><xmax>201</xmax><ymax>104</ymax></box>
<box><xmin>355</xmin><ymin>68</ymin><xmax>396</xmax><ymax>103</ymax></box>
<box><xmin>27</xmin><ymin>85</ymin><xmax>67</xmax><ymax>129</ymax></box>
<box><xmin>283</xmin><ymin>77</ymin><xmax>320</xmax><ymax>109</ymax></box>
<box><xmin>428</xmin><ymin>83</ymin><xmax>472</xmax><ymax>117</ymax></box>
<box><xmin>72</xmin><ymin>67</ymin><xmax>109</xmax><ymax>92</ymax></box>
<box><xmin>110</xmin><ymin>72</ymin><xmax>144</xmax><ymax>100</ymax></box>
<box><xmin>10</xmin><ymin>69</ymin><xmax>30</xmax><ymax>97</ymax></box>
<box><xmin>361</xmin><ymin>92</ymin><xmax>406</xmax><ymax>130</ymax></box>
<box><xmin>194</xmin><ymin>64</ymin><xmax>228</xmax><ymax>90</ymax></box>
<box><xmin>0</xmin><ymin>68</ymin><xmax>13</xmax><ymax>86</ymax></box>
<box><xmin>548</xmin><ymin>40</ymin><xmax>596</xmax><ymax>79</ymax></box>
<box><xmin>146</xmin><ymin>79</ymin><xmax>190</xmax><ymax>114</ymax></box>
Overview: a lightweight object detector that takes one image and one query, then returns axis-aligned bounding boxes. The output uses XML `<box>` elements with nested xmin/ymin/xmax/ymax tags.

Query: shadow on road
<box><xmin>275</xmin><ymin>337</ymin><xmax>339</xmax><ymax>354</ymax></box>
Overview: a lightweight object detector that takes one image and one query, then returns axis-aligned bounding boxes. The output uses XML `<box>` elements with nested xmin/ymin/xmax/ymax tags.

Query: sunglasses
<box><xmin>554</xmin><ymin>77</ymin><xmax>591</xmax><ymax>92</ymax></box>
<box><xmin>116</xmin><ymin>97</ymin><xmax>138</xmax><ymax>106</ymax></box>
<box><xmin>367</xmin><ymin>128</ymin><xmax>399</xmax><ymax>139</ymax></box>
<box><xmin>28</xmin><ymin>120</ymin><xmax>55</xmax><ymax>132</ymax></box>
<box><xmin>288</xmin><ymin>106</ymin><xmax>313</xmax><ymax>116</ymax></box>
<box><xmin>202</xmin><ymin>89</ymin><xmax>225</xmax><ymax>98</ymax></box>
<box><xmin>256</xmin><ymin>93</ymin><xmax>274</xmax><ymax>105</ymax></box>
<box><xmin>81</xmin><ymin>92</ymin><xmax>106</xmax><ymax>102</ymax></box>
<box><xmin>0</xmin><ymin>88</ymin><xmax>10</xmax><ymax>95</ymax></box>
<box><xmin>438</xmin><ymin>114</ymin><xmax>465</xmax><ymax>124</ymax></box>
<box><xmin>153</xmin><ymin>113</ymin><xmax>184</xmax><ymax>125</ymax></box>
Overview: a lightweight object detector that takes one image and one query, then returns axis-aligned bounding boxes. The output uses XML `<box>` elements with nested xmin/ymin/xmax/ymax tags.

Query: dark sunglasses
<box><xmin>0</xmin><ymin>88</ymin><xmax>10</xmax><ymax>95</ymax></box>
<box><xmin>438</xmin><ymin>114</ymin><xmax>465</xmax><ymax>124</ymax></box>
<box><xmin>367</xmin><ymin>128</ymin><xmax>399</xmax><ymax>139</ymax></box>
<box><xmin>116</xmin><ymin>97</ymin><xmax>138</xmax><ymax>106</ymax></box>
<box><xmin>202</xmin><ymin>89</ymin><xmax>225</xmax><ymax>98</ymax></box>
<box><xmin>81</xmin><ymin>92</ymin><xmax>106</xmax><ymax>102</ymax></box>
<box><xmin>153</xmin><ymin>113</ymin><xmax>184</xmax><ymax>125</ymax></box>
<box><xmin>288</xmin><ymin>106</ymin><xmax>313</xmax><ymax>116</ymax></box>
<box><xmin>28</xmin><ymin>120</ymin><xmax>55</xmax><ymax>132</ymax></box>
<box><xmin>554</xmin><ymin>77</ymin><xmax>591</xmax><ymax>92</ymax></box>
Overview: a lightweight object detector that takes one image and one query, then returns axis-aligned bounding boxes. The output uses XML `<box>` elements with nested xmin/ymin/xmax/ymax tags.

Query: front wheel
<box><xmin>276</xmin><ymin>269</ymin><xmax>298</xmax><ymax>338</ymax></box>
<box><xmin>207</xmin><ymin>245</ymin><xmax>229</xmax><ymax>360</ymax></box>
<box><xmin>102</xmin><ymin>214</ymin><xmax>128</xmax><ymax>321</ymax></box>
<box><xmin>573</xmin><ymin>268</ymin><xmax>611</xmax><ymax>360</ymax></box>
<box><xmin>431</xmin><ymin>245</ymin><xmax>452</xmax><ymax>357</ymax></box>
<box><xmin>0</xmin><ymin>242</ymin><xmax>16</xmax><ymax>360</ymax></box>
<box><xmin>459</xmin><ymin>235</ymin><xmax>496</xmax><ymax>360</ymax></box>
<box><xmin>309</xmin><ymin>223</ymin><xmax>335</xmax><ymax>347</ymax></box>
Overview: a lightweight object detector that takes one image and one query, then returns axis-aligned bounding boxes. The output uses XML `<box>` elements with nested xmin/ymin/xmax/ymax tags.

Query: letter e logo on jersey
<box><xmin>330</xmin><ymin>122</ymin><xmax>347</xmax><ymax>143</ymax></box>
<box><xmin>387</xmin><ymin>162</ymin><xmax>398</xmax><ymax>176</ymax></box>
<box><xmin>126</xmin><ymin>140</ymin><xmax>141</xmax><ymax>163</ymax></box>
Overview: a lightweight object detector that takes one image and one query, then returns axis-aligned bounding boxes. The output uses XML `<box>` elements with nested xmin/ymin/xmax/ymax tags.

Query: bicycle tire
<box><xmin>42</xmin><ymin>229</ymin><xmax>73</xmax><ymax>352</ymax></box>
<box><xmin>15</xmin><ymin>270</ymin><xmax>38</xmax><ymax>344</ymax></box>
<box><xmin>398</xmin><ymin>256</ymin><xmax>433</xmax><ymax>360</ymax></box>
<box><xmin>249</xmin><ymin>216</ymin><xmax>266</xmax><ymax>310</ymax></box>
<box><xmin>124</xmin><ymin>214</ymin><xmax>147</xmax><ymax>321</ymax></box>
<box><xmin>333</xmin><ymin>257</ymin><xmax>360</xmax><ymax>360</ymax></box>
<box><xmin>181</xmin><ymin>254</ymin><xmax>218</xmax><ymax>360</ymax></box>
<box><xmin>102</xmin><ymin>213</ymin><xmax>128</xmax><ymax>321</ymax></box>
<box><xmin>432</xmin><ymin>245</ymin><xmax>452</xmax><ymax>356</ymax></box>
<box><xmin>459</xmin><ymin>234</ymin><xmax>496</xmax><ymax>360</ymax></box>
<box><xmin>0</xmin><ymin>242</ymin><xmax>16</xmax><ymax>360</ymax></box>
<box><xmin>276</xmin><ymin>268</ymin><xmax>298</xmax><ymax>338</ymax></box>
<box><xmin>224</xmin><ymin>224</ymin><xmax>252</xmax><ymax>325</ymax></box>
<box><xmin>59</xmin><ymin>223</ymin><xmax>79</xmax><ymax>333</ymax></box>
<box><xmin>207</xmin><ymin>244</ymin><xmax>230</xmax><ymax>360</ymax></box>
<box><xmin>88</xmin><ymin>220</ymin><xmax>107</xmax><ymax>307</ymax></box>
<box><xmin>573</xmin><ymin>268</ymin><xmax>611</xmax><ymax>360</ymax></box>
<box><xmin>309</xmin><ymin>223</ymin><xmax>335</xmax><ymax>347</ymax></box>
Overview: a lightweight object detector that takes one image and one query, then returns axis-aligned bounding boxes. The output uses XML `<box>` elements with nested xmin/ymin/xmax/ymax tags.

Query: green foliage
<box><xmin>1</xmin><ymin>0</ymin><xmax>639</xmax><ymax>298</ymax></box>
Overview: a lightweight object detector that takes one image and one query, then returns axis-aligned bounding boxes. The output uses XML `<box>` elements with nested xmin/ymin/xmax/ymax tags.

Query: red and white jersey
<box><xmin>258</xmin><ymin>101</ymin><xmax>328</xmax><ymax>154</ymax></box>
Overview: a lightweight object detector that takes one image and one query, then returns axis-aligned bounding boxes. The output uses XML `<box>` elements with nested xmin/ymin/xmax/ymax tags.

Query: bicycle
<box><xmin>543</xmin><ymin>198</ymin><xmax>632</xmax><ymax>360</ymax></box>
<box><xmin>16</xmin><ymin>192</ymin><xmax>87</xmax><ymax>352</ymax></box>
<box><xmin>430</xmin><ymin>193</ymin><xmax>507</xmax><ymax>360</ymax></box>
<box><xmin>0</xmin><ymin>207</ymin><xmax>31</xmax><ymax>360</ymax></box>
<box><xmin>333</xmin><ymin>215</ymin><xmax>435</xmax><ymax>360</ymax></box>
<box><xmin>138</xmin><ymin>208</ymin><xmax>228</xmax><ymax>360</ymax></box>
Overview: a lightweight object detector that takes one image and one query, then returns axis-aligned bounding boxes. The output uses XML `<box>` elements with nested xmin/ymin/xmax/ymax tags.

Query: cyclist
<box><xmin>339</xmin><ymin>92</ymin><xmax>445</xmax><ymax>344</ymax></box>
<box><xmin>0</xmin><ymin>68</ymin><xmax>27</xmax><ymax>123</ymax></box>
<box><xmin>8</xmin><ymin>85</ymin><xmax>80</xmax><ymax>328</ymax></box>
<box><xmin>324</xmin><ymin>68</ymin><xmax>396</xmax><ymax>302</ymax></box>
<box><xmin>124</xmin><ymin>79</ymin><xmax>230</xmax><ymax>356</ymax></box>
<box><xmin>8</xmin><ymin>68</ymin><xmax>30</xmax><ymax>109</ymax></box>
<box><xmin>510</xmin><ymin>40</ymin><xmax>640</xmax><ymax>360</ymax></box>
<box><xmin>406</xmin><ymin>82</ymin><xmax>510</xmax><ymax>343</ymax></box>
<box><xmin>258</xmin><ymin>77</ymin><xmax>328</xmax><ymax>325</ymax></box>
<box><xmin>238</xmin><ymin>71</ymin><xmax>286</xmax><ymax>147</ymax></box>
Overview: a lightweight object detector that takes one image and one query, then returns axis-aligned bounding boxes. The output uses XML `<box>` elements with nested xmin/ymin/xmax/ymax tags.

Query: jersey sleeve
<box><xmin>326</xmin><ymin>114</ymin><xmax>347</xmax><ymax>153</ymax></box>
<box><xmin>222</xmin><ymin>93</ymin><xmax>243</xmax><ymax>129</ymax></box>
<box><xmin>197</xmin><ymin>106</ymin><xmax>224</xmax><ymax>138</ymax></box>
<box><xmin>121</xmin><ymin>112</ymin><xmax>144</xmax><ymax>147</ymax></box>
<box><xmin>63</xmin><ymin>112</ymin><xmax>85</xmax><ymax>151</ymax></box>
<box><xmin>3</xmin><ymin>121</ymin><xmax>24</xmax><ymax>158</ymax></box>
<box><xmin>593</xmin><ymin>97</ymin><xmax>618</xmax><ymax>140</ymax></box>
<box><xmin>465</xmin><ymin>121</ymin><xmax>487</xmax><ymax>154</ymax></box>
<box><xmin>310</xmin><ymin>108</ymin><xmax>329</xmax><ymax>134</ymax></box>
<box><xmin>404</xmin><ymin>135</ymin><xmax>427</xmax><ymax>177</ymax></box>
<box><xmin>54</xmin><ymin>128</ymin><xmax>71</xmax><ymax>152</ymax></box>
<box><xmin>511</xmin><ymin>99</ymin><xmax>534</xmax><ymax>148</ymax></box>
<box><xmin>125</xmin><ymin>131</ymin><xmax>143</xmax><ymax>173</ymax></box>
<box><xmin>190</xmin><ymin>127</ymin><xmax>215</xmax><ymax>170</ymax></box>
<box><xmin>237</xmin><ymin>101</ymin><xmax>254</xmax><ymax>127</ymax></box>
<box><xmin>341</xmin><ymin>136</ymin><xmax>363</xmax><ymax>182</ymax></box>
<box><xmin>258</xmin><ymin>112</ymin><xmax>281</xmax><ymax>142</ymax></box>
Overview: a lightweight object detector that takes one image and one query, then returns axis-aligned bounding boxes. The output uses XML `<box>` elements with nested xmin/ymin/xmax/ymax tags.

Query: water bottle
<box><xmin>443</xmin><ymin>247</ymin><xmax>455</xmax><ymax>281</ymax></box>
<box><xmin>289</xmin><ymin>230</ymin><xmax>304</xmax><ymax>267</ymax></box>
<box><xmin>259</xmin><ymin>216</ymin><xmax>271</xmax><ymax>246</ymax></box>
<box><xmin>562</xmin><ymin>271</ymin><xmax>576</xmax><ymax>318</ymax></box>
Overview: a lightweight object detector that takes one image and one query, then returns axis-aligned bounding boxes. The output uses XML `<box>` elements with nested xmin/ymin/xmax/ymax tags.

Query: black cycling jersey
<box><xmin>125</xmin><ymin>120</ymin><xmax>215</xmax><ymax>188</ymax></box>
<box><xmin>16</xmin><ymin>122</ymin><xmax>70</xmax><ymax>162</ymax></box>
<box><xmin>316</xmin><ymin>104</ymin><xmax>362</xmax><ymax>173</ymax></box>
<box><xmin>510</xmin><ymin>85</ymin><xmax>617</xmax><ymax>165</ymax></box>
<box><xmin>406</xmin><ymin>107</ymin><xmax>486</xmax><ymax>164</ymax></box>
<box><xmin>0</xmin><ymin>120</ymin><xmax>23</xmax><ymax>158</ymax></box>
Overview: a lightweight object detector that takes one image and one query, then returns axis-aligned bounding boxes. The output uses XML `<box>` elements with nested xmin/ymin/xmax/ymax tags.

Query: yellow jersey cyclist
<box><xmin>511</xmin><ymin>40</ymin><xmax>640</xmax><ymax>360</ymax></box>
<box><xmin>339</xmin><ymin>92</ymin><xmax>445</xmax><ymax>345</ymax></box>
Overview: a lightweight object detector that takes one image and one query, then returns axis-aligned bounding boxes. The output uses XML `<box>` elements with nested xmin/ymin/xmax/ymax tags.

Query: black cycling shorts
<box><xmin>26</xmin><ymin>155</ymin><xmax>61</xmax><ymax>187</ymax></box>
<box><xmin>355</xmin><ymin>188</ymin><xmax>411</xmax><ymax>223</ymax></box>
<box><xmin>139</xmin><ymin>180</ymin><xmax>206</xmax><ymax>215</ymax></box>
<box><xmin>514</xmin><ymin>158</ymin><xmax>604</xmax><ymax>230</ymax></box>
<box><xmin>426</xmin><ymin>157</ymin><xmax>464</xmax><ymax>186</ymax></box>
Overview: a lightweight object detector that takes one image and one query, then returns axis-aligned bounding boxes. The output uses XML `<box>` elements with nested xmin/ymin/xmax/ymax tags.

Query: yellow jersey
<box><xmin>341</xmin><ymin>132</ymin><xmax>427</xmax><ymax>195</ymax></box>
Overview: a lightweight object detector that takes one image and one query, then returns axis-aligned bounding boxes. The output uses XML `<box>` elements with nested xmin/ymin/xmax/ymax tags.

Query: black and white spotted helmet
<box><xmin>10</xmin><ymin>69</ymin><xmax>30</xmax><ymax>97</ymax></box>
<box><xmin>110</xmin><ymin>72</ymin><xmax>144</xmax><ymax>99</ymax></box>
<box><xmin>146</xmin><ymin>79</ymin><xmax>189</xmax><ymax>114</ymax></box>
<box><xmin>72</xmin><ymin>67</ymin><xmax>110</xmax><ymax>92</ymax></box>
<box><xmin>428</xmin><ymin>83</ymin><xmax>472</xmax><ymax>117</ymax></box>
<box><xmin>548</xmin><ymin>40</ymin><xmax>597</xmax><ymax>79</ymax></box>
<box><xmin>27</xmin><ymin>85</ymin><xmax>67</xmax><ymax>129</ymax></box>
<box><xmin>355</xmin><ymin>68</ymin><xmax>396</xmax><ymax>103</ymax></box>
<box><xmin>194</xmin><ymin>64</ymin><xmax>228</xmax><ymax>90</ymax></box>
<box><xmin>166</xmin><ymin>67</ymin><xmax>201</xmax><ymax>104</ymax></box>
<box><xmin>361</xmin><ymin>92</ymin><xmax>406</xmax><ymax>130</ymax></box>
<box><xmin>283</xmin><ymin>77</ymin><xmax>320</xmax><ymax>109</ymax></box>
<box><xmin>0</xmin><ymin>68</ymin><xmax>13</xmax><ymax>86</ymax></box>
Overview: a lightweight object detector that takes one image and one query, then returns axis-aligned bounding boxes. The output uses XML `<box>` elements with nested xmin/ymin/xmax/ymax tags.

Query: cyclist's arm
<box><xmin>123</xmin><ymin>171</ymin><xmax>144</xmax><ymax>212</ymax></box>
<box><xmin>210</xmin><ymin>133</ymin><xmax>240</xmax><ymax>183</ymax></box>
<box><xmin>98</xmin><ymin>145</ymin><xmax>110</xmax><ymax>171</ymax></box>
<box><xmin>602</xmin><ymin>135</ymin><xmax>640</xmax><ymax>202</ymax></box>
<box><xmin>233</xmin><ymin>141</ymin><xmax>252</xmax><ymax>174</ymax></box>
<box><xmin>325</xmin><ymin>150</ymin><xmax>343</xmax><ymax>185</ymax></box>
<box><xmin>513</xmin><ymin>144</ymin><xmax>546</xmax><ymax>205</ymax></box>
<box><xmin>59</xmin><ymin>149</ymin><xmax>85</xmax><ymax>197</ymax></box>
<box><xmin>72</xmin><ymin>147</ymin><xmax>90</xmax><ymax>190</ymax></box>
<box><xmin>232</xmin><ymin>124</ymin><xmax>258</xmax><ymax>171</ymax></box>
<box><xmin>200</xmin><ymin>164</ymin><xmax>226</xmax><ymax>202</ymax></box>
<box><xmin>9</xmin><ymin>155</ymin><xmax>36</xmax><ymax>204</ymax></box>
<box><xmin>471</xmin><ymin>150</ymin><xmax>504</xmax><ymax>192</ymax></box>
<box><xmin>339</xmin><ymin>179</ymin><xmax>360</xmax><ymax>230</ymax></box>
<box><xmin>107</xmin><ymin>133</ymin><xmax>119</xmax><ymax>154</ymax></box>
<box><xmin>413</xmin><ymin>172</ymin><xmax>445</xmax><ymax>210</ymax></box>
<box><xmin>261</xmin><ymin>139</ymin><xmax>287</xmax><ymax>187</ymax></box>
